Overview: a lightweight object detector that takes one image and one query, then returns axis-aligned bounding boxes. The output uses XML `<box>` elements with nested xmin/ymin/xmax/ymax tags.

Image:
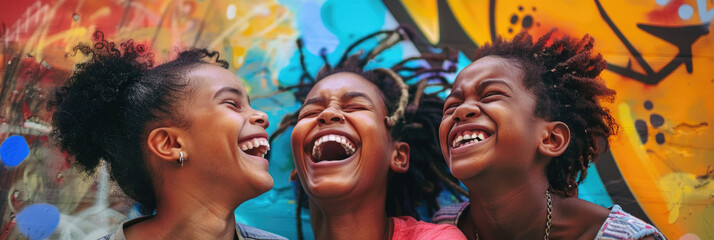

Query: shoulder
<box><xmin>391</xmin><ymin>216</ymin><xmax>466</xmax><ymax>240</ymax></box>
<box><xmin>97</xmin><ymin>215</ymin><xmax>151</xmax><ymax>240</ymax></box>
<box><xmin>432</xmin><ymin>201</ymin><xmax>470</xmax><ymax>225</ymax></box>
<box><xmin>236</xmin><ymin>223</ymin><xmax>287</xmax><ymax>240</ymax></box>
<box><xmin>561</xmin><ymin>197</ymin><xmax>611</xmax><ymax>224</ymax></box>
<box><xmin>595</xmin><ymin>205</ymin><xmax>666</xmax><ymax>240</ymax></box>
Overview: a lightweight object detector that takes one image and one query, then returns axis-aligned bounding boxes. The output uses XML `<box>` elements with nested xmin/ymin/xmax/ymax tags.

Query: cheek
<box><xmin>438</xmin><ymin>121</ymin><xmax>451</xmax><ymax>145</ymax></box>
<box><xmin>290</xmin><ymin>121</ymin><xmax>313</xmax><ymax>153</ymax></box>
<box><xmin>353</xmin><ymin>115</ymin><xmax>388</xmax><ymax>140</ymax></box>
<box><xmin>437</xmin><ymin>122</ymin><xmax>450</xmax><ymax>162</ymax></box>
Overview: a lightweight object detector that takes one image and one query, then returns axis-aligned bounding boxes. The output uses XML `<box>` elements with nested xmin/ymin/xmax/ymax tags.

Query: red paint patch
<box><xmin>0</xmin><ymin>1</ymin><xmax>38</xmax><ymax>27</ymax></box>
<box><xmin>647</xmin><ymin>0</ymin><xmax>685</xmax><ymax>24</ymax></box>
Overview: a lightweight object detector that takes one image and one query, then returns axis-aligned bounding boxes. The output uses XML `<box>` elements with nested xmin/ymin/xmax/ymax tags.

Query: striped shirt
<box><xmin>596</xmin><ymin>205</ymin><xmax>666</xmax><ymax>240</ymax></box>
<box><xmin>432</xmin><ymin>202</ymin><xmax>666</xmax><ymax>239</ymax></box>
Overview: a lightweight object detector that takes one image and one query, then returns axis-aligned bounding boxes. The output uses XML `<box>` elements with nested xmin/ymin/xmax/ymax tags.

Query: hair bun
<box><xmin>50</xmin><ymin>31</ymin><xmax>154</xmax><ymax>173</ymax></box>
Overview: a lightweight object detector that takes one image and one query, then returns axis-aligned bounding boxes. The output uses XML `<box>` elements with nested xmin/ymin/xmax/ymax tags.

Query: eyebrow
<box><xmin>303</xmin><ymin>91</ymin><xmax>375</xmax><ymax>106</ymax></box>
<box><xmin>446</xmin><ymin>89</ymin><xmax>464</xmax><ymax>100</ymax></box>
<box><xmin>213</xmin><ymin>87</ymin><xmax>245</xmax><ymax>101</ymax></box>
<box><xmin>303</xmin><ymin>96</ymin><xmax>326</xmax><ymax>107</ymax></box>
<box><xmin>448</xmin><ymin>79</ymin><xmax>514</xmax><ymax>99</ymax></box>
<box><xmin>478</xmin><ymin>79</ymin><xmax>514</xmax><ymax>92</ymax></box>
<box><xmin>340</xmin><ymin>91</ymin><xmax>374</xmax><ymax>104</ymax></box>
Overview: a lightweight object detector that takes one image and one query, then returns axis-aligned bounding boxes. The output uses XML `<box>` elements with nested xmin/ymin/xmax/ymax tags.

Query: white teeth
<box><xmin>259</xmin><ymin>140</ymin><xmax>267</xmax><ymax>150</ymax></box>
<box><xmin>452</xmin><ymin>131</ymin><xmax>490</xmax><ymax>148</ymax></box>
<box><xmin>240</xmin><ymin>138</ymin><xmax>271</xmax><ymax>156</ymax></box>
<box><xmin>312</xmin><ymin>134</ymin><xmax>357</xmax><ymax>159</ymax></box>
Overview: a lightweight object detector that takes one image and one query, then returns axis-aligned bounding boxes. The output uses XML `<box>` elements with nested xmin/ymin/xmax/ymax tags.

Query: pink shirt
<box><xmin>391</xmin><ymin>216</ymin><xmax>467</xmax><ymax>240</ymax></box>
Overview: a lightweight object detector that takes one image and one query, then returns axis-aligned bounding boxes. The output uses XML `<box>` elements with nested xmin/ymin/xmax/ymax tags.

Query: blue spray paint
<box><xmin>0</xmin><ymin>135</ymin><xmax>31</xmax><ymax>167</ymax></box>
<box><xmin>16</xmin><ymin>203</ymin><xmax>61</xmax><ymax>240</ymax></box>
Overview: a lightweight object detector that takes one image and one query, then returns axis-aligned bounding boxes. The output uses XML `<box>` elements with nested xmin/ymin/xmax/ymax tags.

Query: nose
<box><xmin>249</xmin><ymin>110</ymin><xmax>269</xmax><ymax>129</ymax></box>
<box><xmin>452</xmin><ymin>103</ymin><xmax>480</xmax><ymax>122</ymax></box>
<box><xmin>317</xmin><ymin>108</ymin><xmax>345</xmax><ymax>125</ymax></box>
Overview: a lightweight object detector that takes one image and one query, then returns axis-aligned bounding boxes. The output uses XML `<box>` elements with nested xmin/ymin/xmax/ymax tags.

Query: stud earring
<box><xmin>341</xmin><ymin>116</ymin><xmax>346</xmax><ymax>122</ymax></box>
<box><xmin>178</xmin><ymin>151</ymin><xmax>186</xmax><ymax>167</ymax></box>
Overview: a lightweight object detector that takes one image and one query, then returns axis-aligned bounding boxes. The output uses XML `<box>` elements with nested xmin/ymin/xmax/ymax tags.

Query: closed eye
<box><xmin>443</xmin><ymin>101</ymin><xmax>460</xmax><ymax>115</ymax></box>
<box><xmin>223</xmin><ymin>99</ymin><xmax>240</xmax><ymax>109</ymax></box>
<box><xmin>298</xmin><ymin>110</ymin><xmax>321</xmax><ymax>120</ymax></box>
<box><xmin>343</xmin><ymin>104</ymin><xmax>369</xmax><ymax>112</ymax></box>
<box><xmin>481</xmin><ymin>91</ymin><xmax>506</xmax><ymax>102</ymax></box>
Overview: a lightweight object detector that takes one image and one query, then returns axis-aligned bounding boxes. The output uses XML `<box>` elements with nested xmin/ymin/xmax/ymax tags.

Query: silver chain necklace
<box><xmin>475</xmin><ymin>190</ymin><xmax>553</xmax><ymax>240</ymax></box>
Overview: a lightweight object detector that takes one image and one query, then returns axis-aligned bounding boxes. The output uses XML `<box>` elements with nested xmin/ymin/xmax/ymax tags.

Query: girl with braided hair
<box><xmin>434</xmin><ymin>30</ymin><xmax>665</xmax><ymax>239</ymax></box>
<box><xmin>272</xmin><ymin>27</ymin><xmax>467</xmax><ymax>240</ymax></box>
<box><xmin>50</xmin><ymin>32</ymin><xmax>285</xmax><ymax>240</ymax></box>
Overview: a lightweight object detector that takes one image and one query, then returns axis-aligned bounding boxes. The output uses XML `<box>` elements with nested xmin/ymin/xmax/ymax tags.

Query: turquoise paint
<box><xmin>578</xmin><ymin>164</ymin><xmax>615</xmax><ymax>207</ymax></box>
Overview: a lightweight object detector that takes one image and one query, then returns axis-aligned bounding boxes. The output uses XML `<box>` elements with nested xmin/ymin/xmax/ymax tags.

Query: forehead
<box><xmin>453</xmin><ymin>56</ymin><xmax>525</xmax><ymax>89</ymax></box>
<box><xmin>307</xmin><ymin>72</ymin><xmax>384</xmax><ymax>102</ymax></box>
<box><xmin>188</xmin><ymin>65</ymin><xmax>247</xmax><ymax>95</ymax></box>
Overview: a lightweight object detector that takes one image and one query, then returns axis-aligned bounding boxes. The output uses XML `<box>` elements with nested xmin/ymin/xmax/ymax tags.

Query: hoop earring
<box><xmin>178</xmin><ymin>151</ymin><xmax>186</xmax><ymax>167</ymax></box>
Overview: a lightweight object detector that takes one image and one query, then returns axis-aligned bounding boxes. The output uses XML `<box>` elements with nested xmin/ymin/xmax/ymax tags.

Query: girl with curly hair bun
<box><xmin>433</xmin><ymin>30</ymin><xmax>665</xmax><ymax>240</ymax></box>
<box><xmin>50</xmin><ymin>31</ymin><xmax>286</xmax><ymax>240</ymax></box>
<box><xmin>273</xmin><ymin>27</ymin><xmax>468</xmax><ymax>240</ymax></box>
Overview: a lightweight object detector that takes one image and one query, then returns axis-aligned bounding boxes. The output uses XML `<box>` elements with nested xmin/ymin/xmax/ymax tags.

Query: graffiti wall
<box><xmin>0</xmin><ymin>0</ymin><xmax>711</xmax><ymax>239</ymax></box>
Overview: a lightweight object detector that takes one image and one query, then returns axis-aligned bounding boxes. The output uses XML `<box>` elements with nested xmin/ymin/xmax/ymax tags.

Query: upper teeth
<box><xmin>452</xmin><ymin>131</ymin><xmax>487</xmax><ymax>148</ymax></box>
<box><xmin>312</xmin><ymin>134</ymin><xmax>356</xmax><ymax>158</ymax></box>
<box><xmin>240</xmin><ymin>138</ymin><xmax>270</xmax><ymax>157</ymax></box>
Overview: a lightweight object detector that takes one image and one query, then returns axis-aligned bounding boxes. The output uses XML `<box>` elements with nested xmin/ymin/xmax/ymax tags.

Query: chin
<box><xmin>449</xmin><ymin>160</ymin><xmax>482</xmax><ymax>181</ymax></box>
<box><xmin>304</xmin><ymin>179</ymin><xmax>355</xmax><ymax>200</ymax></box>
<box><xmin>250</xmin><ymin>174</ymin><xmax>275</xmax><ymax>195</ymax></box>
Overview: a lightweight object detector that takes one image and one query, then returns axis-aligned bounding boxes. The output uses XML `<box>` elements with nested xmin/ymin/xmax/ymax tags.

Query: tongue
<box><xmin>314</xmin><ymin>141</ymin><xmax>350</xmax><ymax>162</ymax></box>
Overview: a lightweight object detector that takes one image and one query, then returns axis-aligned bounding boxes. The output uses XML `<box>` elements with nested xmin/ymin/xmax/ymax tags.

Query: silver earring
<box><xmin>178</xmin><ymin>151</ymin><xmax>185</xmax><ymax>167</ymax></box>
<box><xmin>341</xmin><ymin>116</ymin><xmax>346</xmax><ymax>122</ymax></box>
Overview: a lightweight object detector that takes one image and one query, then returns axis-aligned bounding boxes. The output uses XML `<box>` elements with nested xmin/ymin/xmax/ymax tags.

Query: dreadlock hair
<box><xmin>271</xmin><ymin>27</ymin><xmax>467</xmax><ymax>239</ymax></box>
<box><xmin>49</xmin><ymin>31</ymin><xmax>228</xmax><ymax>215</ymax></box>
<box><xmin>472</xmin><ymin>29</ymin><xmax>618</xmax><ymax>197</ymax></box>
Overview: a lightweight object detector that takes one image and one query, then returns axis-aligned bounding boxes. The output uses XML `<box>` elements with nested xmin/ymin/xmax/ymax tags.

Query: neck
<box><xmin>462</xmin><ymin>169</ymin><xmax>550</xmax><ymax>240</ymax></box>
<box><xmin>127</xmin><ymin>175</ymin><xmax>246</xmax><ymax>240</ymax></box>
<box><xmin>308</xmin><ymin>194</ymin><xmax>391</xmax><ymax>240</ymax></box>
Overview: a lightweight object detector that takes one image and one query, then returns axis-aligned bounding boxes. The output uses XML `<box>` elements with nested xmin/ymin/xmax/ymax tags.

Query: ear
<box><xmin>538</xmin><ymin>121</ymin><xmax>570</xmax><ymax>157</ymax></box>
<box><xmin>389</xmin><ymin>141</ymin><xmax>410</xmax><ymax>173</ymax></box>
<box><xmin>147</xmin><ymin>127</ymin><xmax>185</xmax><ymax>164</ymax></box>
<box><xmin>289</xmin><ymin>169</ymin><xmax>298</xmax><ymax>181</ymax></box>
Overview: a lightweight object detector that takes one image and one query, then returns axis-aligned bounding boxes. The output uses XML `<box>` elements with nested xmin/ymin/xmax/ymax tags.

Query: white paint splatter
<box><xmin>227</xmin><ymin>4</ymin><xmax>237</xmax><ymax>20</ymax></box>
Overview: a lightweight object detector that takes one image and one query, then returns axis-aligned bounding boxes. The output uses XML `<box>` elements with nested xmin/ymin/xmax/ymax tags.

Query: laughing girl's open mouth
<box><xmin>451</xmin><ymin>130</ymin><xmax>492</xmax><ymax>148</ymax></box>
<box><xmin>310</xmin><ymin>134</ymin><xmax>357</xmax><ymax>162</ymax></box>
<box><xmin>239</xmin><ymin>137</ymin><xmax>270</xmax><ymax>158</ymax></box>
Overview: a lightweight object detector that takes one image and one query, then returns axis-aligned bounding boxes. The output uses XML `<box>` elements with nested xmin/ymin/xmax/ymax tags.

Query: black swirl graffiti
<box><xmin>595</xmin><ymin>0</ymin><xmax>710</xmax><ymax>85</ymax></box>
